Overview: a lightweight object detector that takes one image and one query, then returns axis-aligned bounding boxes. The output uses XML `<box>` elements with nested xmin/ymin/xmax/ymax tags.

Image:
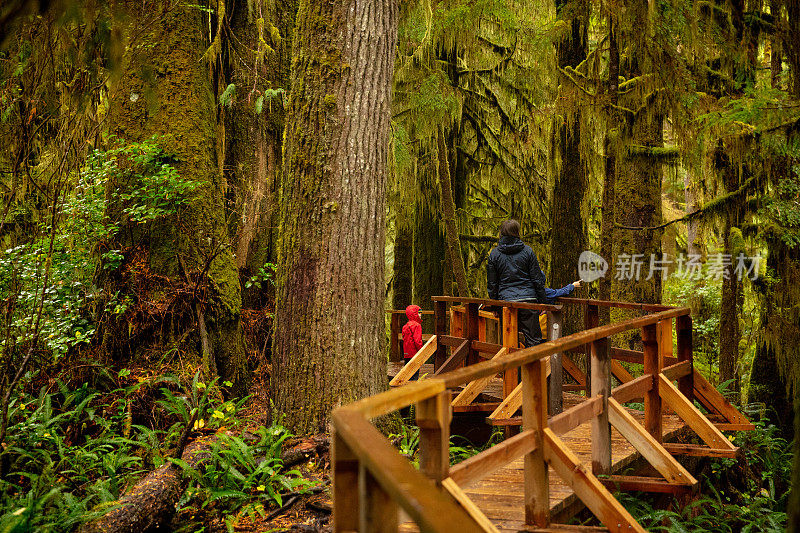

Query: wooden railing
<box><xmin>337</xmin><ymin>298</ymin><xmax>752</xmax><ymax>532</ymax></box>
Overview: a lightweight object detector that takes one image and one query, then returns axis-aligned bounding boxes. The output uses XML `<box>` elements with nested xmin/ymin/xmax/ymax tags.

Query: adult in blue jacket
<box><xmin>487</xmin><ymin>219</ymin><xmax>548</xmax><ymax>346</ymax></box>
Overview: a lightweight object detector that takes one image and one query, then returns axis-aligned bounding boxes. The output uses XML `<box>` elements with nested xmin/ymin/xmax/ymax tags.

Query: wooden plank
<box><xmin>432</xmin><ymin>295</ymin><xmax>562</xmax><ymax>312</ymax></box>
<box><xmin>473</xmin><ymin>340</ymin><xmax>506</xmax><ymax>354</ymax></box>
<box><xmin>522</xmin><ymin>359</ymin><xmax>549</xmax><ymax>527</ymax></box>
<box><xmin>466</xmin><ymin>302</ymin><xmax>481</xmax><ymax>366</ymax></box>
<box><xmin>562</xmin><ymin>353</ymin><xmax>587</xmax><ymax>386</ymax></box>
<box><xmin>452</xmin><ymin>402</ymin><xmax>502</xmax><ymax>413</ymax></box>
<box><xmin>609</xmin><ymin>347</ymin><xmax>677</xmax><ymax>366</ymax></box>
<box><xmin>390</xmin><ymin>335</ymin><xmax>438</xmax><ymax>387</ymax></box>
<box><xmin>333</xmin><ymin>430</ymin><xmax>359</xmax><ymax>532</ymax></box>
<box><xmin>609</xmin><ymin>360</ymin><xmax>633</xmax><ymax>384</ymax></box>
<box><xmin>662</xmin><ymin>443</ymin><xmax>741</xmax><ymax>458</ymax></box>
<box><xmin>590</xmin><ymin>338</ymin><xmax>611</xmax><ymax>476</ymax></box>
<box><xmin>449</xmin><ymin>429</ymin><xmax>537</xmax><ymax>488</ymax></box>
<box><xmin>548</xmin><ymin>310</ymin><xmax>564</xmax><ymax>415</ymax></box>
<box><xmin>542</xmin><ymin>428</ymin><xmax>646</xmax><ymax>533</ymax></box>
<box><xmin>332</xmin><ymin>409</ymin><xmax>484</xmax><ymax>532</ymax></box>
<box><xmin>661</xmin><ymin>361</ymin><xmax>691</xmax><ymax>381</ymax></box>
<box><xmin>435</xmin><ymin>339</ymin><xmax>471</xmax><ymax>376</ymax></box>
<box><xmin>503</xmin><ymin>307</ymin><xmax>519</xmax><ymax>400</ymax></box>
<box><xmin>714</xmin><ymin>422</ymin><xmax>756</xmax><ymax>431</ymax></box>
<box><xmin>349</xmin><ymin>379</ymin><xmax>445</xmax><ymax>419</ymax></box>
<box><xmin>599</xmin><ymin>475</ymin><xmax>694</xmax><ymax>495</ymax></box>
<box><xmin>416</xmin><ymin>390</ymin><xmax>451</xmax><ymax>483</ymax></box>
<box><xmin>584</xmin><ymin>304</ymin><xmax>598</xmax><ymax>396</ymax></box>
<box><xmin>658</xmin><ymin>374</ymin><xmax>736</xmax><ymax>450</ymax></box>
<box><xmin>691</xmin><ymin>369</ymin><xmax>751</xmax><ymax>425</ymax></box>
<box><xmin>359</xmin><ymin>463</ymin><xmax>398</xmax><ymax>532</ymax></box>
<box><xmin>607</xmin><ymin>398</ymin><xmax>697</xmax><ymax>486</ymax></box>
<box><xmin>434</xmin><ymin>300</ymin><xmax>448</xmax><ymax>369</ymax></box>
<box><xmin>610</xmin><ymin>374</ymin><xmax>652</xmax><ymax>404</ymax></box>
<box><xmin>490</xmin><ymin>358</ymin><xmax>550</xmax><ymax>420</ymax></box>
<box><xmin>676</xmin><ymin>314</ymin><xmax>694</xmax><ymax>400</ymax></box>
<box><xmin>442</xmin><ymin>477</ymin><xmax>501</xmax><ymax>533</ymax></box>
<box><xmin>548</xmin><ymin>395</ymin><xmax>603</xmax><ymax>436</ymax></box>
<box><xmin>452</xmin><ymin>347</ymin><xmax>510</xmax><ymax>407</ymax></box>
<box><xmin>642</xmin><ymin>323</ymin><xmax>662</xmax><ymax>442</ymax></box>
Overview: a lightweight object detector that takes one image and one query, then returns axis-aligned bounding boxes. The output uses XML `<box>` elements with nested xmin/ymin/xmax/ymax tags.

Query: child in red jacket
<box><xmin>402</xmin><ymin>305</ymin><xmax>424</xmax><ymax>380</ymax></box>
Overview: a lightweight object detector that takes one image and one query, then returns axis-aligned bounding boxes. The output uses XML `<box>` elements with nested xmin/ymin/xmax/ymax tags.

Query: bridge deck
<box><xmin>387</xmin><ymin>363</ymin><xmax>688</xmax><ymax>531</ymax></box>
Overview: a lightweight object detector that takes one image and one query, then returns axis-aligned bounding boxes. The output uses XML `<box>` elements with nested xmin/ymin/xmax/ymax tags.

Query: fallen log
<box><xmin>80</xmin><ymin>435</ymin><xmax>214</xmax><ymax>533</ymax></box>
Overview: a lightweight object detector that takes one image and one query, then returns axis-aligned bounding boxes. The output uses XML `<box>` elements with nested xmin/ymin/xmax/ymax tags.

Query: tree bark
<box><xmin>611</xmin><ymin>58</ymin><xmax>664</xmax><ymax>347</ymax></box>
<box><xmin>272</xmin><ymin>0</ymin><xmax>398</xmax><ymax>433</ymax></box>
<box><xmin>102</xmin><ymin>0</ymin><xmax>247</xmax><ymax>393</ymax></box>
<box><xmin>225</xmin><ymin>0</ymin><xmax>297</xmax><ymax>307</ymax></box>
<box><xmin>598</xmin><ymin>15</ymin><xmax>619</xmax><ymax>319</ymax></box>
<box><xmin>392</xmin><ymin>218</ymin><xmax>413</xmax><ymax>310</ymax></box>
<box><xmin>437</xmin><ymin>129</ymin><xmax>469</xmax><ymax>297</ymax></box>
<box><xmin>550</xmin><ymin>0</ymin><xmax>589</xmax><ymax>334</ymax></box>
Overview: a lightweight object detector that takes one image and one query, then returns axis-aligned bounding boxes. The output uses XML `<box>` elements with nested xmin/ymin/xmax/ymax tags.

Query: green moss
<box><xmin>323</xmin><ymin>93</ymin><xmax>337</xmax><ymax>107</ymax></box>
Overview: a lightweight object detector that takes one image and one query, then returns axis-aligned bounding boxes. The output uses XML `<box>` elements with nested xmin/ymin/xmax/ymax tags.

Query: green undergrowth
<box><xmin>0</xmin><ymin>370</ymin><xmax>315</xmax><ymax>532</ymax></box>
<box><xmin>612</xmin><ymin>418</ymin><xmax>791</xmax><ymax>532</ymax></box>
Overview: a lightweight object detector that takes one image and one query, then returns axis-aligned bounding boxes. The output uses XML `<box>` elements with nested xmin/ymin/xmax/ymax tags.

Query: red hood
<box><xmin>405</xmin><ymin>305</ymin><xmax>421</xmax><ymax>323</ymax></box>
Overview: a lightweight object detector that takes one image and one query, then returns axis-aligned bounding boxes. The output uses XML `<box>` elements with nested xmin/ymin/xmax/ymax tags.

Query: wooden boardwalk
<box><xmin>386</xmin><ymin>381</ymin><xmax>688</xmax><ymax>531</ymax></box>
<box><xmin>335</xmin><ymin>298</ymin><xmax>752</xmax><ymax>533</ymax></box>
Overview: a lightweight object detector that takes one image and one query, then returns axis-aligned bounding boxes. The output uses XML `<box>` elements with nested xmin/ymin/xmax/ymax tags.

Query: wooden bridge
<box><xmin>332</xmin><ymin>297</ymin><xmax>753</xmax><ymax>532</ymax></box>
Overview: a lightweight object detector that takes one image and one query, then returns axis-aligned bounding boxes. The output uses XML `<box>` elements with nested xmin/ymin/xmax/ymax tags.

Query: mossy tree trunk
<box><xmin>611</xmin><ymin>57</ymin><xmax>664</xmax><ymax>346</ymax></box>
<box><xmin>271</xmin><ymin>0</ymin><xmax>398</xmax><ymax>433</ymax></box>
<box><xmin>598</xmin><ymin>15</ymin><xmax>619</xmax><ymax>317</ymax></box>
<box><xmin>437</xmin><ymin>129</ymin><xmax>469</xmax><ymax>297</ymax></box>
<box><xmin>550</xmin><ymin>0</ymin><xmax>588</xmax><ymax>333</ymax></box>
<box><xmin>103</xmin><ymin>0</ymin><xmax>247</xmax><ymax>393</ymax></box>
<box><xmin>225</xmin><ymin>0</ymin><xmax>297</xmax><ymax>307</ymax></box>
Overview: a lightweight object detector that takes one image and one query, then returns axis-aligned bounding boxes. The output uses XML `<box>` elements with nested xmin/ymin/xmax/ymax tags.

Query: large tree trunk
<box><xmin>611</xmin><ymin>66</ymin><xmax>664</xmax><ymax>347</ymax></box>
<box><xmin>102</xmin><ymin>0</ymin><xmax>247</xmax><ymax>393</ymax></box>
<box><xmin>225</xmin><ymin>0</ymin><xmax>297</xmax><ymax>307</ymax></box>
<box><xmin>550</xmin><ymin>0</ymin><xmax>588</xmax><ymax>334</ymax></box>
<box><xmin>271</xmin><ymin>0</ymin><xmax>398</xmax><ymax>433</ymax></box>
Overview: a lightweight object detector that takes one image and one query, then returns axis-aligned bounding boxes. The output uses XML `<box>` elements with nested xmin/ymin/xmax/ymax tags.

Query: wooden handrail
<box><xmin>439</xmin><ymin>307</ymin><xmax>688</xmax><ymax>389</ymax></box>
<box><xmin>332</xmin><ymin>409</ymin><xmax>485</xmax><ymax>532</ymax></box>
<box><xmin>431</xmin><ymin>295</ymin><xmax>563</xmax><ymax>312</ymax></box>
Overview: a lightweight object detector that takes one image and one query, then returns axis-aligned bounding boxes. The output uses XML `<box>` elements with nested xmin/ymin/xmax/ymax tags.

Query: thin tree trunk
<box><xmin>598</xmin><ymin>15</ymin><xmax>618</xmax><ymax>320</ymax></box>
<box><xmin>437</xmin><ymin>129</ymin><xmax>469</xmax><ymax>297</ymax></box>
<box><xmin>272</xmin><ymin>0</ymin><xmax>398</xmax><ymax>433</ymax></box>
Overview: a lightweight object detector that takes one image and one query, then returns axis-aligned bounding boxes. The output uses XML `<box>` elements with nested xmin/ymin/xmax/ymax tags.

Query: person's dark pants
<box><xmin>518</xmin><ymin>308</ymin><xmax>543</xmax><ymax>347</ymax></box>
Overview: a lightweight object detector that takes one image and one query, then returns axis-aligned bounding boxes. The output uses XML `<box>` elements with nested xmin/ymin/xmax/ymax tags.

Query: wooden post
<box><xmin>590</xmin><ymin>337</ymin><xmax>611</xmax><ymax>475</ymax></box>
<box><xmin>642</xmin><ymin>323</ymin><xmax>662</xmax><ymax>442</ymax></box>
<box><xmin>584</xmin><ymin>304</ymin><xmax>599</xmax><ymax>395</ymax></box>
<box><xmin>676</xmin><ymin>314</ymin><xmax>694</xmax><ymax>401</ymax></box>
<box><xmin>390</xmin><ymin>312</ymin><xmax>402</xmax><ymax>362</ymax></box>
<box><xmin>465</xmin><ymin>302</ymin><xmax>480</xmax><ymax>366</ymax></box>
<box><xmin>359</xmin><ymin>463</ymin><xmax>398</xmax><ymax>532</ymax></box>
<box><xmin>333</xmin><ymin>431</ymin><xmax>359</xmax><ymax>532</ymax></box>
<box><xmin>548</xmin><ymin>309</ymin><xmax>563</xmax><ymax>415</ymax></box>
<box><xmin>416</xmin><ymin>390</ymin><xmax>451</xmax><ymax>483</ymax></box>
<box><xmin>434</xmin><ymin>300</ymin><xmax>448</xmax><ymax>370</ymax></box>
<box><xmin>522</xmin><ymin>358</ymin><xmax>549</xmax><ymax>527</ymax></box>
<box><xmin>502</xmin><ymin>307</ymin><xmax>519</xmax><ymax>399</ymax></box>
